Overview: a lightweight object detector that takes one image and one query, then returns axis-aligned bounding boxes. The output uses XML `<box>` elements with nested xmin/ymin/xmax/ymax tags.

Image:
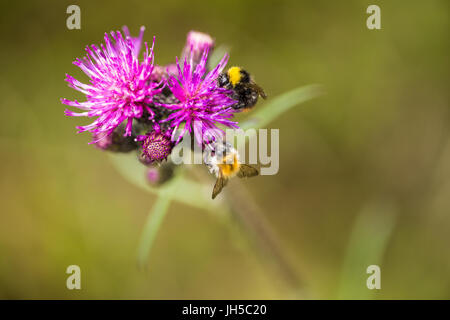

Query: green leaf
<box><xmin>137</xmin><ymin>189</ymin><xmax>173</xmax><ymax>268</ymax></box>
<box><xmin>337</xmin><ymin>201</ymin><xmax>397</xmax><ymax>299</ymax></box>
<box><xmin>208</xmin><ymin>45</ymin><xmax>230</xmax><ymax>69</ymax></box>
<box><xmin>108</xmin><ymin>153</ymin><xmax>227</xmax><ymax>267</ymax></box>
<box><xmin>240</xmin><ymin>84</ymin><xmax>323</xmax><ymax>130</ymax></box>
<box><xmin>108</xmin><ymin>153</ymin><xmax>220</xmax><ymax>210</ymax></box>
<box><xmin>108</xmin><ymin>152</ymin><xmax>160</xmax><ymax>193</ymax></box>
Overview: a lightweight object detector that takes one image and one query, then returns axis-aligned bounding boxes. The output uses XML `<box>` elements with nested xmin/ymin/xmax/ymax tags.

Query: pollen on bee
<box><xmin>227</xmin><ymin>66</ymin><xmax>242</xmax><ymax>87</ymax></box>
<box><xmin>218</xmin><ymin>153</ymin><xmax>240</xmax><ymax>177</ymax></box>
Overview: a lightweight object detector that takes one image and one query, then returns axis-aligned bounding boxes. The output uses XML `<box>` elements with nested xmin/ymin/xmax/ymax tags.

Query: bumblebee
<box><xmin>205</xmin><ymin>142</ymin><xmax>259</xmax><ymax>199</ymax></box>
<box><xmin>218</xmin><ymin>66</ymin><xmax>267</xmax><ymax>112</ymax></box>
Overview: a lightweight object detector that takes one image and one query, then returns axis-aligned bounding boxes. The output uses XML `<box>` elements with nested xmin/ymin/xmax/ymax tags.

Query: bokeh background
<box><xmin>0</xmin><ymin>0</ymin><xmax>449</xmax><ymax>299</ymax></box>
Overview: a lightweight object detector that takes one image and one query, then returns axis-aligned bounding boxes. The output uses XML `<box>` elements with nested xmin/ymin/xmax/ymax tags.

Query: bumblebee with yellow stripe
<box><xmin>205</xmin><ymin>142</ymin><xmax>259</xmax><ymax>199</ymax></box>
<box><xmin>218</xmin><ymin>66</ymin><xmax>267</xmax><ymax>112</ymax></box>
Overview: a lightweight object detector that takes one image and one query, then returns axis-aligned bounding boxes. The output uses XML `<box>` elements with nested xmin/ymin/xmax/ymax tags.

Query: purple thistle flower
<box><xmin>160</xmin><ymin>48</ymin><xmax>238</xmax><ymax>146</ymax></box>
<box><xmin>61</xmin><ymin>27</ymin><xmax>163</xmax><ymax>140</ymax></box>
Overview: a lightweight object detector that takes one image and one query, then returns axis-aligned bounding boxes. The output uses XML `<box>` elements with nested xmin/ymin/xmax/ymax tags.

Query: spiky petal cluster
<box><xmin>160</xmin><ymin>49</ymin><xmax>238</xmax><ymax>146</ymax></box>
<box><xmin>61</xmin><ymin>28</ymin><xmax>163</xmax><ymax>138</ymax></box>
<box><xmin>122</xmin><ymin>26</ymin><xmax>145</xmax><ymax>58</ymax></box>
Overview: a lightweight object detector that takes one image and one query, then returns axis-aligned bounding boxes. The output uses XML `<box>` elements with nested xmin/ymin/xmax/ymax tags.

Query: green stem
<box><xmin>137</xmin><ymin>189</ymin><xmax>173</xmax><ymax>268</ymax></box>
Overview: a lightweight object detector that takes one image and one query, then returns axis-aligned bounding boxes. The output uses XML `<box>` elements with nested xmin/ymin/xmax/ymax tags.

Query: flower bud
<box><xmin>182</xmin><ymin>31</ymin><xmax>215</xmax><ymax>66</ymax></box>
<box><xmin>145</xmin><ymin>162</ymin><xmax>175</xmax><ymax>186</ymax></box>
<box><xmin>139</xmin><ymin>127</ymin><xmax>174</xmax><ymax>164</ymax></box>
<box><xmin>92</xmin><ymin>125</ymin><xmax>138</xmax><ymax>152</ymax></box>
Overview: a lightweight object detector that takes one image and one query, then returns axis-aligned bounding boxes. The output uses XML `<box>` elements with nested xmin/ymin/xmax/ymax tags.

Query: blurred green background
<box><xmin>0</xmin><ymin>0</ymin><xmax>449</xmax><ymax>299</ymax></box>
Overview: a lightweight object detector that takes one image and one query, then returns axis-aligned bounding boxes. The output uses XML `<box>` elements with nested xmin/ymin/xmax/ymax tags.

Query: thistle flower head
<box><xmin>160</xmin><ymin>48</ymin><xmax>238</xmax><ymax>146</ymax></box>
<box><xmin>137</xmin><ymin>125</ymin><xmax>174</xmax><ymax>164</ymax></box>
<box><xmin>61</xmin><ymin>27</ymin><xmax>163</xmax><ymax>139</ymax></box>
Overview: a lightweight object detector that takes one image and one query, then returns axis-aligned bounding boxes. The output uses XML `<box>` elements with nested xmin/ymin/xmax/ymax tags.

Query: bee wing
<box><xmin>237</xmin><ymin>164</ymin><xmax>259</xmax><ymax>178</ymax></box>
<box><xmin>212</xmin><ymin>174</ymin><xmax>228</xmax><ymax>199</ymax></box>
<box><xmin>248</xmin><ymin>82</ymin><xmax>267</xmax><ymax>99</ymax></box>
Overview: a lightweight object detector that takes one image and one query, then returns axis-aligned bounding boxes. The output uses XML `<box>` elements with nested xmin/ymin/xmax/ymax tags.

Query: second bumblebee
<box><xmin>218</xmin><ymin>66</ymin><xmax>267</xmax><ymax>112</ymax></box>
